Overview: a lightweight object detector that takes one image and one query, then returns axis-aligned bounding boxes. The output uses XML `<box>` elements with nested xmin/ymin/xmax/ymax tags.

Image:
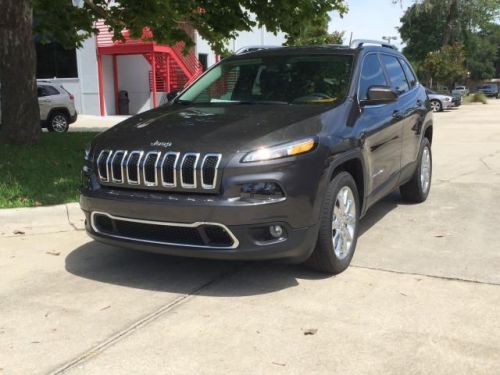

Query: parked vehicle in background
<box><xmin>37</xmin><ymin>81</ymin><xmax>78</xmax><ymax>132</ymax></box>
<box><xmin>452</xmin><ymin>86</ymin><xmax>469</xmax><ymax>97</ymax></box>
<box><xmin>451</xmin><ymin>93</ymin><xmax>462</xmax><ymax>107</ymax></box>
<box><xmin>81</xmin><ymin>40</ymin><xmax>433</xmax><ymax>275</ymax></box>
<box><xmin>425</xmin><ymin>88</ymin><xmax>454</xmax><ymax>112</ymax></box>
<box><xmin>477</xmin><ymin>83</ymin><xmax>499</xmax><ymax>98</ymax></box>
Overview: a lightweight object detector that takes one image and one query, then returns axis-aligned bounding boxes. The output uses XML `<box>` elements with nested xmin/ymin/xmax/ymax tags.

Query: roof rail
<box><xmin>234</xmin><ymin>45</ymin><xmax>281</xmax><ymax>55</ymax></box>
<box><xmin>350</xmin><ymin>39</ymin><xmax>397</xmax><ymax>50</ymax></box>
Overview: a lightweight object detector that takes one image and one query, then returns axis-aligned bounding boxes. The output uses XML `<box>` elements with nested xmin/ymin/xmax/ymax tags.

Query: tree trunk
<box><xmin>0</xmin><ymin>0</ymin><xmax>40</xmax><ymax>145</ymax></box>
<box><xmin>442</xmin><ymin>0</ymin><xmax>459</xmax><ymax>46</ymax></box>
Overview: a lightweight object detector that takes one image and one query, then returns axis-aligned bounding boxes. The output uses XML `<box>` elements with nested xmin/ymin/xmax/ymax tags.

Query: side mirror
<box><xmin>361</xmin><ymin>85</ymin><xmax>398</xmax><ymax>106</ymax></box>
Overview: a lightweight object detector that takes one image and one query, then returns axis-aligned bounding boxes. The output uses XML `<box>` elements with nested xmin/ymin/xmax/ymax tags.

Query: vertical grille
<box><xmin>201</xmin><ymin>154</ymin><xmax>221</xmax><ymax>189</ymax></box>
<box><xmin>180</xmin><ymin>153</ymin><xmax>200</xmax><ymax>188</ymax></box>
<box><xmin>126</xmin><ymin>151</ymin><xmax>143</xmax><ymax>184</ymax></box>
<box><xmin>97</xmin><ymin>150</ymin><xmax>112</xmax><ymax>182</ymax></box>
<box><xmin>143</xmin><ymin>152</ymin><xmax>161</xmax><ymax>186</ymax></box>
<box><xmin>97</xmin><ymin>150</ymin><xmax>221</xmax><ymax>191</ymax></box>
<box><xmin>111</xmin><ymin>150</ymin><xmax>127</xmax><ymax>183</ymax></box>
<box><xmin>161</xmin><ymin>152</ymin><xmax>179</xmax><ymax>187</ymax></box>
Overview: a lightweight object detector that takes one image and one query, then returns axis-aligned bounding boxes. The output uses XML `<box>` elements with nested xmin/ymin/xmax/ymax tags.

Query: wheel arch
<box><xmin>328</xmin><ymin>150</ymin><xmax>366</xmax><ymax>216</ymax></box>
<box><xmin>47</xmin><ymin>107</ymin><xmax>71</xmax><ymax>121</ymax></box>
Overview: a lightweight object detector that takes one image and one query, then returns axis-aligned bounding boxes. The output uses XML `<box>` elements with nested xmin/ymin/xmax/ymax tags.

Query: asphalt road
<box><xmin>1</xmin><ymin>100</ymin><xmax>500</xmax><ymax>375</ymax></box>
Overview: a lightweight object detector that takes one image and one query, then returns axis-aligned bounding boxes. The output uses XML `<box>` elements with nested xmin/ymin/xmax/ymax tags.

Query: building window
<box><xmin>36</xmin><ymin>40</ymin><xmax>78</xmax><ymax>79</ymax></box>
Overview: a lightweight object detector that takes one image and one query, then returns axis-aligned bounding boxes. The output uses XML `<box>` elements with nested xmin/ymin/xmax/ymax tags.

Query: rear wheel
<box><xmin>400</xmin><ymin>138</ymin><xmax>432</xmax><ymax>203</ymax></box>
<box><xmin>306</xmin><ymin>172</ymin><xmax>360</xmax><ymax>274</ymax></box>
<box><xmin>430</xmin><ymin>100</ymin><xmax>442</xmax><ymax>112</ymax></box>
<box><xmin>47</xmin><ymin>112</ymin><xmax>69</xmax><ymax>133</ymax></box>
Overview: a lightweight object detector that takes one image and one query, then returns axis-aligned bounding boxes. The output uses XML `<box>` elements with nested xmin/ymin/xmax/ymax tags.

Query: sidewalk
<box><xmin>0</xmin><ymin>203</ymin><xmax>84</xmax><ymax>237</ymax></box>
<box><xmin>69</xmin><ymin>114</ymin><xmax>130</xmax><ymax>132</ymax></box>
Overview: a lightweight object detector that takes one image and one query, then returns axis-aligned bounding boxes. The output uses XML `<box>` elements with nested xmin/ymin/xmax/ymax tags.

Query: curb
<box><xmin>0</xmin><ymin>202</ymin><xmax>85</xmax><ymax>237</ymax></box>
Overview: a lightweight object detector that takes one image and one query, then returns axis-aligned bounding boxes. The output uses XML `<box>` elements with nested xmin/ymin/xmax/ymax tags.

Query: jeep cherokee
<box><xmin>80</xmin><ymin>40</ymin><xmax>433</xmax><ymax>274</ymax></box>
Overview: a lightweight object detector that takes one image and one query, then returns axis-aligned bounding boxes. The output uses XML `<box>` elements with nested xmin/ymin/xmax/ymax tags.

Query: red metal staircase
<box><xmin>95</xmin><ymin>21</ymin><xmax>203</xmax><ymax>96</ymax></box>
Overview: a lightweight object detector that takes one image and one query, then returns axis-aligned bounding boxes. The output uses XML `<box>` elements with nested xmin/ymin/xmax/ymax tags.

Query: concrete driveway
<box><xmin>1</xmin><ymin>100</ymin><xmax>500</xmax><ymax>374</ymax></box>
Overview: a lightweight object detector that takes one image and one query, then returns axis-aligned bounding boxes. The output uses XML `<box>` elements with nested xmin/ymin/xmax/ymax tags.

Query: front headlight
<box><xmin>444</xmin><ymin>97</ymin><xmax>451</xmax><ymax>102</ymax></box>
<box><xmin>241</xmin><ymin>138</ymin><xmax>316</xmax><ymax>163</ymax></box>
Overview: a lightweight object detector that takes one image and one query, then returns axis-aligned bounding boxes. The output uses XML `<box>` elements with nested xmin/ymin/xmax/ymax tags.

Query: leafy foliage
<box><xmin>399</xmin><ymin>0</ymin><xmax>500</xmax><ymax>82</ymax></box>
<box><xmin>423</xmin><ymin>43</ymin><xmax>467</xmax><ymax>86</ymax></box>
<box><xmin>284</xmin><ymin>13</ymin><xmax>345</xmax><ymax>46</ymax></box>
<box><xmin>33</xmin><ymin>0</ymin><xmax>348</xmax><ymax>54</ymax></box>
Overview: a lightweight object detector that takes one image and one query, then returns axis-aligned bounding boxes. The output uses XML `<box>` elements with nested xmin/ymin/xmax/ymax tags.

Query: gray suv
<box><xmin>37</xmin><ymin>81</ymin><xmax>78</xmax><ymax>132</ymax></box>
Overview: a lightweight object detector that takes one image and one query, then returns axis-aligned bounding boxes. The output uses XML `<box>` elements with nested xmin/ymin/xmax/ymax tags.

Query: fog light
<box><xmin>269</xmin><ymin>225</ymin><xmax>284</xmax><ymax>238</ymax></box>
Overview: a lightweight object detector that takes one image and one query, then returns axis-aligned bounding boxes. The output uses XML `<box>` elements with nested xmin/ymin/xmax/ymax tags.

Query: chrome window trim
<box><xmin>97</xmin><ymin>150</ymin><xmax>113</xmax><ymax>182</ymax></box>
<box><xmin>160</xmin><ymin>152</ymin><xmax>180</xmax><ymax>188</ymax></box>
<box><xmin>110</xmin><ymin>150</ymin><xmax>128</xmax><ymax>183</ymax></box>
<box><xmin>142</xmin><ymin>151</ymin><xmax>161</xmax><ymax>186</ymax></box>
<box><xmin>201</xmin><ymin>153</ymin><xmax>222</xmax><ymax>190</ymax></box>
<box><xmin>90</xmin><ymin>211</ymin><xmax>239</xmax><ymax>249</ymax></box>
<box><xmin>180</xmin><ymin>153</ymin><xmax>200</xmax><ymax>189</ymax></box>
<box><xmin>125</xmin><ymin>150</ymin><xmax>144</xmax><ymax>185</ymax></box>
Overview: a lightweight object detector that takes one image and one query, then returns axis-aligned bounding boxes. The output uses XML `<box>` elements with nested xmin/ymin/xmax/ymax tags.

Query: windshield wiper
<box><xmin>235</xmin><ymin>100</ymin><xmax>289</xmax><ymax>105</ymax></box>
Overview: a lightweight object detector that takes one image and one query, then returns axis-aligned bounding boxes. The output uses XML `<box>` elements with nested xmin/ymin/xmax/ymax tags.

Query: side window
<box><xmin>400</xmin><ymin>59</ymin><xmax>417</xmax><ymax>88</ymax></box>
<box><xmin>358</xmin><ymin>54</ymin><xmax>388</xmax><ymax>101</ymax></box>
<box><xmin>45</xmin><ymin>85</ymin><xmax>60</xmax><ymax>96</ymax></box>
<box><xmin>37</xmin><ymin>86</ymin><xmax>49</xmax><ymax>97</ymax></box>
<box><xmin>380</xmin><ymin>55</ymin><xmax>409</xmax><ymax>95</ymax></box>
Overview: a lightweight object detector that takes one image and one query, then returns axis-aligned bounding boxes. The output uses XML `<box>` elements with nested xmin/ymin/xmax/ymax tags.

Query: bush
<box><xmin>464</xmin><ymin>92</ymin><xmax>488</xmax><ymax>104</ymax></box>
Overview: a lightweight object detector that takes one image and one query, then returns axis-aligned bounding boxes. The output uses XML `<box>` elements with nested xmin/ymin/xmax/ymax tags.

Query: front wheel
<box><xmin>400</xmin><ymin>138</ymin><xmax>432</xmax><ymax>203</ymax></box>
<box><xmin>430</xmin><ymin>100</ymin><xmax>442</xmax><ymax>112</ymax></box>
<box><xmin>306</xmin><ymin>172</ymin><xmax>360</xmax><ymax>274</ymax></box>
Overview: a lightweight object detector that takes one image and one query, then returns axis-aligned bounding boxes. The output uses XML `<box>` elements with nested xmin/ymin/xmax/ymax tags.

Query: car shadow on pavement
<box><xmin>65</xmin><ymin>192</ymin><xmax>401</xmax><ymax>297</ymax></box>
<box><xmin>65</xmin><ymin>241</ymin><xmax>329</xmax><ymax>297</ymax></box>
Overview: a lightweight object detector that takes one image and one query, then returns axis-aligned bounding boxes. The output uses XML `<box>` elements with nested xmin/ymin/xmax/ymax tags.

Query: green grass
<box><xmin>0</xmin><ymin>132</ymin><xmax>98</xmax><ymax>208</ymax></box>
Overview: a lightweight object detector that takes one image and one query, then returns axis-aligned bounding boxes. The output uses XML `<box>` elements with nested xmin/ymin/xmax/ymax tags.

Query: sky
<box><xmin>329</xmin><ymin>0</ymin><xmax>412</xmax><ymax>49</ymax></box>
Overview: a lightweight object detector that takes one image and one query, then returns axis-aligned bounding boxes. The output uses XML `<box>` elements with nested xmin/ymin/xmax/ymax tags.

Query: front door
<box><xmin>355</xmin><ymin>53</ymin><xmax>404</xmax><ymax>205</ymax></box>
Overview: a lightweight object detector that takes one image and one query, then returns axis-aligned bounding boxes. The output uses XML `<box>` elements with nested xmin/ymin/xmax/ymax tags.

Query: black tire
<box><xmin>47</xmin><ymin>111</ymin><xmax>69</xmax><ymax>133</ymax></box>
<box><xmin>306</xmin><ymin>172</ymin><xmax>360</xmax><ymax>274</ymax></box>
<box><xmin>400</xmin><ymin>138</ymin><xmax>432</xmax><ymax>203</ymax></box>
<box><xmin>430</xmin><ymin>99</ymin><xmax>442</xmax><ymax>112</ymax></box>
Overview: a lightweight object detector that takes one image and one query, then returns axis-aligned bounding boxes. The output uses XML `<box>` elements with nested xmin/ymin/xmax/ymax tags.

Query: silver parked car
<box><xmin>452</xmin><ymin>85</ymin><xmax>469</xmax><ymax>97</ymax></box>
<box><xmin>37</xmin><ymin>81</ymin><xmax>78</xmax><ymax>132</ymax></box>
<box><xmin>425</xmin><ymin>88</ymin><xmax>454</xmax><ymax>112</ymax></box>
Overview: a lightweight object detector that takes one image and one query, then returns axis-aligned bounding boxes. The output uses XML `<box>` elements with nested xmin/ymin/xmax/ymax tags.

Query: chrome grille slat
<box><xmin>111</xmin><ymin>150</ymin><xmax>127</xmax><ymax>183</ymax></box>
<box><xmin>97</xmin><ymin>150</ymin><xmax>113</xmax><ymax>182</ymax></box>
<box><xmin>97</xmin><ymin>150</ymin><xmax>220</xmax><ymax>191</ymax></box>
<box><xmin>142</xmin><ymin>151</ymin><xmax>161</xmax><ymax>186</ymax></box>
<box><xmin>201</xmin><ymin>154</ymin><xmax>222</xmax><ymax>189</ymax></box>
<box><xmin>180</xmin><ymin>153</ymin><xmax>200</xmax><ymax>189</ymax></box>
<box><xmin>160</xmin><ymin>152</ymin><xmax>180</xmax><ymax>187</ymax></box>
<box><xmin>126</xmin><ymin>151</ymin><xmax>143</xmax><ymax>185</ymax></box>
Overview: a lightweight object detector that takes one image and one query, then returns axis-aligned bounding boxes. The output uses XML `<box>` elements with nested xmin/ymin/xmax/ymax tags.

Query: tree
<box><xmin>398</xmin><ymin>0</ymin><xmax>500</xmax><ymax>84</ymax></box>
<box><xmin>0</xmin><ymin>0</ymin><xmax>348</xmax><ymax>145</ymax></box>
<box><xmin>284</xmin><ymin>13</ymin><xmax>345</xmax><ymax>46</ymax></box>
<box><xmin>423</xmin><ymin>43</ymin><xmax>467</xmax><ymax>88</ymax></box>
<box><xmin>0</xmin><ymin>0</ymin><xmax>40</xmax><ymax>145</ymax></box>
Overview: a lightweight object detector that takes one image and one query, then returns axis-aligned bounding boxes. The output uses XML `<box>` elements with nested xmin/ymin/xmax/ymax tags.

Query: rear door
<box><xmin>355</xmin><ymin>53</ymin><xmax>404</xmax><ymax>203</ymax></box>
<box><xmin>37</xmin><ymin>85</ymin><xmax>52</xmax><ymax>120</ymax></box>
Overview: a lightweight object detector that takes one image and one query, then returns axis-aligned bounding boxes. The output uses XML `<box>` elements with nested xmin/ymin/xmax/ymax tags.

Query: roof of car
<box><xmin>227</xmin><ymin>43</ymin><xmax>403</xmax><ymax>60</ymax></box>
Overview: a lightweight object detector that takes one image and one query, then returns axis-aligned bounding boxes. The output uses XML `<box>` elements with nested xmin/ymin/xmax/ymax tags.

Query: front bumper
<box><xmin>80</xmin><ymin>187</ymin><xmax>321</xmax><ymax>262</ymax></box>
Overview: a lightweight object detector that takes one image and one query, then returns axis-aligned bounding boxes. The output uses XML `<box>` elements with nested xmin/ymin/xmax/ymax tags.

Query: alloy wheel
<box><xmin>420</xmin><ymin>146</ymin><xmax>431</xmax><ymax>194</ymax></box>
<box><xmin>332</xmin><ymin>186</ymin><xmax>356</xmax><ymax>260</ymax></box>
<box><xmin>52</xmin><ymin>115</ymin><xmax>68</xmax><ymax>132</ymax></box>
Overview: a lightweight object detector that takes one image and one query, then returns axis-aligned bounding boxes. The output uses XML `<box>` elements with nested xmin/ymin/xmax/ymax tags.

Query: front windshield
<box><xmin>178</xmin><ymin>54</ymin><xmax>353</xmax><ymax>105</ymax></box>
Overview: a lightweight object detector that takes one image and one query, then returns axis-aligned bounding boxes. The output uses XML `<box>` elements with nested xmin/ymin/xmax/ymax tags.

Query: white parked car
<box><xmin>37</xmin><ymin>81</ymin><xmax>78</xmax><ymax>132</ymax></box>
<box><xmin>425</xmin><ymin>88</ymin><xmax>454</xmax><ymax>112</ymax></box>
<box><xmin>452</xmin><ymin>86</ymin><xmax>469</xmax><ymax>97</ymax></box>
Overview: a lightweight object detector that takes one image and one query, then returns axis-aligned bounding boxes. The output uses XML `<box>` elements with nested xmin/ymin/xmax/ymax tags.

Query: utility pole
<box><xmin>382</xmin><ymin>36</ymin><xmax>397</xmax><ymax>45</ymax></box>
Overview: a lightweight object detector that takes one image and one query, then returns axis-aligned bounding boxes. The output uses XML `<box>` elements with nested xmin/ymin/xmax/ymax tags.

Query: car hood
<box><xmin>428</xmin><ymin>93</ymin><xmax>452</xmax><ymax>101</ymax></box>
<box><xmin>91</xmin><ymin>103</ymin><xmax>333</xmax><ymax>155</ymax></box>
